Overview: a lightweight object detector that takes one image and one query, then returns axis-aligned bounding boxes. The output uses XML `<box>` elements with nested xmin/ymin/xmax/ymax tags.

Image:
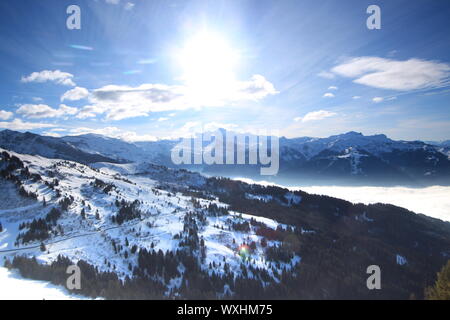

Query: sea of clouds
<box><xmin>299</xmin><ymin>185</ymin><xmax>450</xmax><ymax>222</ymax></box>
<box><xmin>236</xmin><ymin>178</ymin><xmax>450</xmax><ymax>222</ymax></box>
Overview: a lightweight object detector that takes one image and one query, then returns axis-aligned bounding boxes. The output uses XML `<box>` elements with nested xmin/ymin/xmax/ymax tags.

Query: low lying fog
<box><xmin>236</xmin><ymin>178</ymin><xmax>450</xmax><ymax>222</ymax></box>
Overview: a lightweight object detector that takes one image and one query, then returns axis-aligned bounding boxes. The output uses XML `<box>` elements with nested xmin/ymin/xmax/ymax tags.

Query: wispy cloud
<box><xmin>137</xmin><ymin>58</ymin><xmax>156</xmax><ymax>65</ymax></box>
<box><xmin>17</xmin><ymin>104</ymin><xmax>77</xmax><ymax>119</ymax></box>
<box><xmin>0</xmin><ymin>118</ymin><xmax>55</xmax><ymax>130</ymax></box>
<box><xmin>124</xmin><ymin>2</ymin><xmax>135</xmax><ymax>10</ymax></box>
<box><xmin>123</xmin><ymin>70</ymin><xmax>142</xmax><ymax>75</ymax></box>
<box><xmin>323</xmin><ymin>92</ymin><xmax>335</xmax><ymax>98</ymax></box>
<box><xmin>69</xmin><ymin>126</ymin><xmax>157</xmax><ymax>142</ymax></box>
<box><xmin>69</xmin><ymin>45</ymin><xmax>94</xmax><ymax>51</ymax></box>
<box><xmin>331</xmin><ymin>57</ymin><xmax>450</xmax><ymax>91</ymax></box>
<box><xmin>372</xmin><ymin>97</ymin><xmax>384</xmax><ymax>103</ymax></box>
<box><xmin>42</xmin><ymin>131</ymin><xmax>62</xmax><ymax>138</ymax></box>
<box><xmin>317</xmin><ymin>71</ymin><xmax>335</xmax><ymax>79</ymax></box>
<box><xmin>87</xmin><ymin>75</ymin><xmax>277</xmax><ymax>120</ymax></box>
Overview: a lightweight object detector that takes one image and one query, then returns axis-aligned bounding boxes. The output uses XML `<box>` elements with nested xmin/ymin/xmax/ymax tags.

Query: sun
<box><xmin>177</xmin><ymin>31</ymin><xmax>239</xmax><ymax>104</ymax></box>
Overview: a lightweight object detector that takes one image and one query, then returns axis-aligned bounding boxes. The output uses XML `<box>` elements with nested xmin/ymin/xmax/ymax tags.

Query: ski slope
<box><xmin>0</xmin><ymin>267</ymin><xmax>85</xmax><ymax>300</ymax></box>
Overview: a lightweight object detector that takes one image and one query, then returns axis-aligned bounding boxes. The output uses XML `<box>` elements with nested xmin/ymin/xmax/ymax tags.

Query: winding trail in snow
<box><xmin>0</xmin><ymin>217</ymin><xmax>160</xmax><ymax>254</ymax></box>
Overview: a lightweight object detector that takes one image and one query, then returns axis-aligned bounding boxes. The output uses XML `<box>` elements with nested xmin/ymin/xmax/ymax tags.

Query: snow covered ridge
<box><xmin>0</xmin><ymin>148</ymin><xmax>301</xmax><ymax>299</ymax></box>
<box><xmin>1</xmin><ymin>147</ymin><xmax>450</xmax><ymax>299</ymax></box>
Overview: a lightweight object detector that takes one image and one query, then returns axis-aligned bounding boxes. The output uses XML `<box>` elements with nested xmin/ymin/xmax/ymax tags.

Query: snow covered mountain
<box><xmin>1</xmin><ymin>147</ymin><xmax>449</xmax><ymax>299</ymax></box>
<box><xmin>0</xmin><ymin>130</ymin><xmax>119</xmax><ymax>164</ymax></box>
<box><xmin>427</xmin><ymin>140</ymin><xmax>450</xmax><ymax>159</ymax></box>
<box><xmin>0</xmin><ymin>148</ymin><xmax>300</xmax><ymax>299</ymax></box>
<box><xmin>179</xmin><ymin>130</ymin><xmax>450</xmax><ymax>186</ymax></box>
<box><xmin>1</xmin><ymin>129</ymin><xmax>449</xmax><ymax>186</ymax></box>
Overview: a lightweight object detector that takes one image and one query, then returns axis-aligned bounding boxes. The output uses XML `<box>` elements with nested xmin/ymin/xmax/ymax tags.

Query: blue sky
<box><xmin>0</xmin><ymin>0</ymin><xmax>449</xmax><ymax>141</ymax></box>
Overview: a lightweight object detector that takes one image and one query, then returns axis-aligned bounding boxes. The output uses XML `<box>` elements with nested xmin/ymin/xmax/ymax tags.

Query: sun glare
<box><xmin>177</xmin><ymin>32</ymin><xmax>239</xmax><ymax>104</ymax></box>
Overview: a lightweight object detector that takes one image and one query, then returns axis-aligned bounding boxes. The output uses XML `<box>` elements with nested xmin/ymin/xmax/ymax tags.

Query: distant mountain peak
<box><xmin>343</xmin><ymin>131</ymin><xmax>363</xmax><ymax>136</ymax></box>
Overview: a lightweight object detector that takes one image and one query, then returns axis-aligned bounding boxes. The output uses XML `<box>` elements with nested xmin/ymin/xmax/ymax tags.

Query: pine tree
<box><xmin>40</xmin><ymin>242</ymin><xmax>46</xmax><ymax>252</ymax></box>
<box><xmin>261</xmin><ymin>237</ymin><xmax>267</xmax><ymax>248</ymax></box>
<box><xmin>0</xmin><ymin>221</ymin><xmax>3</xmax><ymax>233</ymax></box>
<box><xmin>426</xmin><ymin>260</ymin><xmax>450</xmax><ymax>300</ymax></box>
<box><xmin>81</xmin><ymin>208</ymin><xmax>86</xmax><ymax>219</ymax></box>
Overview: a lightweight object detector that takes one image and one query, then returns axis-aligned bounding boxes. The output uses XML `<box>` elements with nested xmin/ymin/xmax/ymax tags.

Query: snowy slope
<box><xmin>0</xmin><ymin>148</ymin><xmax>300</xmax><ymax>297</ymax></box>
<box><xmin>0</xmin><ymin>267</ymin><xmax>85</xmax><ymax>300</ymax></box>
<box><xmin>1</xmin><ymin>147</ymin><xmax>450</xmax><ymax>299</ymax></box>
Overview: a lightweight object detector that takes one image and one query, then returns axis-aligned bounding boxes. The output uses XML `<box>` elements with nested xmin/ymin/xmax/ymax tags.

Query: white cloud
<box><xmin>75</xmin><ymin>105</ymin><xmax>104</xmax><ymax>119</ymax></box>
<box><xmin>162</xmin><ymin>121</ymin><xmax>243</xmax><ymax>139</ymax></box>
<box><xmin>105</xmin><ymin>0</ymin><xmax>120</xmax><ymax>4</ymax></box>
<box><xmin>87</xmin><ymin>75</ymin><xmax>278</xmax><ymax>120</ymax></box>
<box><xmin>352</xmin><ymin>96</ymin><xmax>361</xmax><ymax>99</ymax></box>
<box><xmin>372</xmin><ymin>97</ymin><xmax>384</xmax><ymax>103</ymax></box>
<box><xmin>328</xmin><ymin>86</ymin><xmax>338</xmax><ymax>90</ymax></box>
<box><xmin>0</xmin><ymin>110</ymin><xmax>13</xmax><ymax>120</ymax></box>
<box><xmin>42</xmin><ymin>131</ymin><xmax>62</xmax><ymax>138</ymax></box>
<box><xmin>387</xmin><ymin>50</ymin><xmax>398</xmax><ymax>57</ymax></box>
<box><xmin>317</xmin><ymin>71</ymin><xmax>335</xmax><ymax>79</ymax></box>
<box><xmin>124</xmin><ymin>2</ymin><xmax>135</xmax><ymax>10</ymax></box>
<box><xmin>61</xmin><ymin>87</ymin><xmax>89</xmax><ymax>101</ymax></box>
<box><xmin>0</xmin><ymin>119</ymin><xmax>55</xmax><ymax>130</ymax></box>
<box><xmin>49</xmin><ymin>128</ymin><xmax>67</xmax><ymax>132</ymax></box>
<box><xmin>296</xmin><ymin>110</ymin><xmax>337</xmax><ymax>123</ymax></box>
<box><xmin>69</xmin><ymin>126</ymin><xmax>157</xmax><ymax>142</ymax></box>
<box><xmin>157</xmin><ymin>117</ymin><xmax>169</xmax><ymax>122</ymax></box>
<box><xmin>17</xmin><ymin>104</ymin><xmax>78</xmax><ymax>119</ymax></box>
<box><xmin>323</xmin><ymin>92</ymin><xmax>335</xmax><ymax>98</ymax></box>
<box><xmin>88</xmin><ymin>83</ymin><xmax>186</xmax><ymax>120</ymax></box>
<box><xmin>235</xmin><ymin>75</ymin><xmax>279</xmax><ymax>100</ymax></box>
<box><xmin>21</xmin><ymin>70</ymin><xmax>76</xmax><ymax>86</ymax></box>
<box><xmin>203</xmin><ymin>122</ymin><xmax>239</xmax><ymax>132</ymax></box>
<box><xmin>331</xmin><ymin>57</ymin><xmax>450</xmax><ymax>91</ymax></box>
<box><xmin>137</xmin><ymin>58</ymin><xmax>156</xmax><ymax>65</ymax></box>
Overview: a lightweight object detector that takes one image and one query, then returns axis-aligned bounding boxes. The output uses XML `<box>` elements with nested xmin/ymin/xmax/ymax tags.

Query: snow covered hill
<box><xmin>1</xmin><ymin>147</ymin><xmax>449</xmax><ymax>299</ymax></box>
<box><xmin>0</xmin><ymin>130</ymin><xmax>119</xmax><ymax>164</ymax></box>
<box><xmin>0</xmin><ymin>148</ymin><xmax>301</xmax><ymax>299</ymax></box>
<box><xmin>0</xmin><ymin>267</ymin><xmax>84</xmax><ymax>300</ymax></box>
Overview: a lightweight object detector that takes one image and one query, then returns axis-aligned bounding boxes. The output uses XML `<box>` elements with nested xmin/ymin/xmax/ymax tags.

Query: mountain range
<box><xmin>1</xmin><ymin>129</ymin><xmax>449</xmax><ymax>187</ymax></box>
